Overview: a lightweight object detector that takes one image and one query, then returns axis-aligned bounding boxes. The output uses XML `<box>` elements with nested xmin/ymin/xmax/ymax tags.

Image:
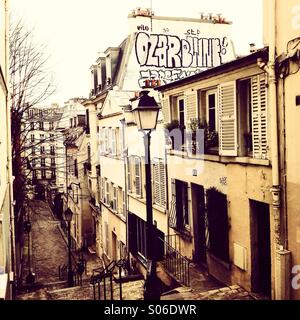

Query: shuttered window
<box><xmin>105</xmin><ymin>180</ymin><xmax>110</xmax><ymax>205</ymax></box>
<box><xmin>251</xmin><ymin>74</ymin><xmax>268</xmax><ymax>159</ymax></box>
<box><xmin>161</xmin><ymin>96</ymin><xmax>170</xmax><ymax>123</ymax></box>
<box><xmin>169</xmin><ymin>179</ymin><xmax>177</xmax><ymax>229</ymax></box>
<box><xmin>135</xmin><ymin>157</ymin><xmax>142</xmax><ymax>197</ymax></box>
<box><xmin>111</xmin><ymin>128</ymin><xmax>116</xmax><ymax>155</ymax></box>
<box><xmin>153</xmin><ymin>159</ymin><xmax>166</xmax><ymax>208</ymax></box>
<box><xmin>127</xmin><ymin>157</ymin><xmax>132</xmax><ymax>193</ymax></box>
<box><xmin>218</xmin><ymin>81</ymin><xmax>237</xmax><ymax>156</ymax></box>
<box><xmin>185</xmin><ymin>90</ymin><xmax>198</xmax><ymax>124</ymax></box>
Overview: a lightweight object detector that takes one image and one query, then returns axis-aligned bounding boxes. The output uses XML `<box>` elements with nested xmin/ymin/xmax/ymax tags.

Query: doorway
<box><xmin>250</xmin><ymin>200</ymin><xmax>271</xmax><ymax>297</ymax></box>
<box><xmin>112</xmin><ymin>232</ymin><xmax>117</xmax><ymax>261</ymax></box>
<box><xmin>192</xmin><ymin>184</ymin><xmax>207</xmax><ymax>266</ymax></box>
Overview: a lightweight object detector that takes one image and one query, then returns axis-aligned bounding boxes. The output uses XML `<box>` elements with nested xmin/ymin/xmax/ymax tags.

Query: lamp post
<box><xmin>131</xmin><ymin>90</ymin><xmax>161</xmax><ymax>300</ymax></box>
<box><xmin>64</xmin><ymin>208</ymin><xmax>74</xmax><ymax>287</ymax></box>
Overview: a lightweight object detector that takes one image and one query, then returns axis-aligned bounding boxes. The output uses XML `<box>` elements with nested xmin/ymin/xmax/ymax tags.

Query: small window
<box><xmin>206</xmin><ymin>91</ymin><xmax>218</xmax><ymax>132</ymax></box>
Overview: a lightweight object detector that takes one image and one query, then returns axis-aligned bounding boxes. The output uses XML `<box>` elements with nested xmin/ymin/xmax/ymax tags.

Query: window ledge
<box><xmin>128</xmin><ymin>195</ymin><xmax>166</xmax><ymax>214</ymax></box>
<box><xmin>168</xmin><ymin>150</ymin><xmax>270</xmax><ymax>167</ymax></box>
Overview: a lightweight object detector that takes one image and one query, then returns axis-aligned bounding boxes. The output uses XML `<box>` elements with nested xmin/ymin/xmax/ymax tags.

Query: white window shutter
<box><xmin>184</xmin><ymin>90</ymin><xmax>198</xmax><ymax>124</ymax></box>
<box><xmin>218</xmin><ymin>81</ymin><xmax>238</xmax><ymax>156</ymax></box>
<box><xmin>161</xmin><ymin>96</ymin><xmax>170</xmax><ymax>123</ymax></box>
<box><xmin>135</xmin><ymin>157</ymin><xmax>142</xmax><ymax>197</ymax></box>
<box><xmin>153</xmin><ymin>160</ymin><xmax>161</xmax><ymax>206</ymax></box>
<box><xmin>251</xmin><ymin>75</ymin><xmax>268</xmax><ymax>159</ymax></box>
<box><xmin>159</xmin><ymin>160</ymin><xmax>166</xmax><ymax>207</ymax></box>
<box><xmin>127</xmin><ymin>157</ymin><xmax>132</xmax><ymax>193</ymax></box>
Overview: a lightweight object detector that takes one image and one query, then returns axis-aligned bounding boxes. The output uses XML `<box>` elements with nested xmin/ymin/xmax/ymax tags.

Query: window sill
<box><xmin>168</xmin><ymin>150</ymin><xmax>270</xmax><ymax>167</ymax></box>
<box><xmin>100</xmin><ymin>201</ymin><xmax>126</xmax><ymax>222</ymax></box>
<box><xmin>128</xmin><ymin>195</ymin><xmax>166</xmax><ymax>214</ymax></box>
<box><xmin>171</xmin><ymin>228</ymin><xmax>193</xmax><ymax>243</ymax></box>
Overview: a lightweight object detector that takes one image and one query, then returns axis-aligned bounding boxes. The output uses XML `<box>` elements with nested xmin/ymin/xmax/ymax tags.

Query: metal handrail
<box><xmin>159</xmin><ymin>237</ymin><xmax>191</xmax><ymax>287</ymax></box>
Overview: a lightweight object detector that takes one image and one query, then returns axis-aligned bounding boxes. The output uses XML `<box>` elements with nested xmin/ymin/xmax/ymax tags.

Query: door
<box><xmin>192</xmin><ymin>184</ymin><xmax>207</xmax><ymax>265</ymax></box>
<box><xmin>250</xmin><ymin>200</ymin><xmax>271</xmax><ymax>297</ymax></box>
<box><xmin>112</xmin><ymin>232</ymin><xmax>117</xmax><ymax>261</ymax></box>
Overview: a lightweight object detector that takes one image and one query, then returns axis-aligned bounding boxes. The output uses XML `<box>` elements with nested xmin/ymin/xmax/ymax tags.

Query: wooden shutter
<box><xmin>111</xmin><ymin>128</ymin><xmax>116</xmax><ymax>155</ymax></box>
<box><xmin>185</xmin><ymin>90</ymin><xmax>198</xmax><ymax>124</ymax></box>
<box><xmin>135</xmin><ymin>157</ymin><xmax>142</xmax><ymax>197</ymax></box>
<box><xmin>159</xmin><ymin>160</ymin><xmax>166</xmax><ymax>207</ymax></box>
<box><xmin>169</xmin><ymin>179</ymin><xmax>177</xmax><ymax>229</ymax></box>
<box><xmin>127</xmin><ymin>157</ymin><xmax>132</xmax><ymax>193</ymax></box>
<box><xmin>153</xmin><ymin>160</ymin><xmax>160</xmax><ymax>206</ymax></box>
<box><xmin>161</xmin><ymin>96</ymin><xmax>170</xmax><ymax>123</ymax></box>
<box><xmin>251</xmin><ymin>74</ymin><xmax>268</xmax><ymax>159</ymax></box>
<box><xmin>218</xmin><ymin>81</ymin><xmax>238</xmax><ymax>156</ymax></box>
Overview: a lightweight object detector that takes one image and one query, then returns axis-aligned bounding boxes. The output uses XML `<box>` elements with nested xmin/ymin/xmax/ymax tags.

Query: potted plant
<box><xmin>164</xmin><ymin>120</ymin><xmax>180</xmax><ymax>150</ymax></box>
<box><xmin>189</xmin><ymin>118</ymin><xmax>219</xmax><ymax>154</ymax></box>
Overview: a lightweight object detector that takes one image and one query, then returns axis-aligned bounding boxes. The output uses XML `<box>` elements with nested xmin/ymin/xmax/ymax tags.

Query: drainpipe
<box><xmin>258</xmin><ymin>0</ymin><xmax>291</xmax><ymax>300</ymax></box>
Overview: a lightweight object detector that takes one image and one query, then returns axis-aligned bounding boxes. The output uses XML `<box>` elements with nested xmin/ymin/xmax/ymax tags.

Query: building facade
<box><xmin>0</xmin><ymin>0</ymin><xmax>14</xmax><ymax>300</ymax></box>
<box><xmin>83</xmin><ymin>8</ymin><xmax>237</xmax><ymax>283</ymax></box>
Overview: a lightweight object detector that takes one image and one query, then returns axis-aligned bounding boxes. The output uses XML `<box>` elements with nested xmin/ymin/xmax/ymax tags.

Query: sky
<box><xmin>10</xmin><ymin>0</ymin><xmax>264</xmax><ymax>105</ymax></box>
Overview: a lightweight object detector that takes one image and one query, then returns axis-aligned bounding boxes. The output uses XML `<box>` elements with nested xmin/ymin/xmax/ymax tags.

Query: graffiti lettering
<box><xmin>184</xmin><ymin>29</ymin><xmax>201</xmax><ymax>36</ymax></box>
<box><xmin>135</xmin><ymin>32</ymin><xmax>228</xmax><ymax>69</ymax></box>
<box><xmin>138</xmin><ymin>69</ymin><xmax>202</xmax><ymax>87</ymax></box>
<box><xmin>137</xmin><ymin>24</ymin><xmax>150</xmax><ymax>31</ymax></box>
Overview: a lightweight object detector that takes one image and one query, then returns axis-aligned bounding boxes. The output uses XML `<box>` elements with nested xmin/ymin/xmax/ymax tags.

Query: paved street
<box><xmin>28</xmin><ymin>201</ymin><xmax>69</xmax><ymax>284</ymax></box>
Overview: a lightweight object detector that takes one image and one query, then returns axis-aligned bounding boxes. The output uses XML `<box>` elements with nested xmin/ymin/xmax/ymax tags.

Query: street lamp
<box><xmin>64</xmin><ymin>207</ymin><xmax>74</xmax><ymax>287</ymax></box>
<box><xmin>131</xmin><ymin>90</ymin><xmax>161</xmax><ymax>300</ymax></box>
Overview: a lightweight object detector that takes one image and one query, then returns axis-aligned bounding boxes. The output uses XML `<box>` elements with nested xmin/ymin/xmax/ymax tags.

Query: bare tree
<box><xmin>10</xmin><ymin>18</ymin><xmax>56</xmax><ymax>212</ymax></box>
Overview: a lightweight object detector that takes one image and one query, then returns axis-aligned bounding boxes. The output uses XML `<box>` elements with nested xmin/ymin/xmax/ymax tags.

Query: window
<box><xmin>127</xmin><ymin>157</ymin><xmax>132</xmax><ymax>193</ymax></box>
<box><xmin>41</xmin><ymin>158</ymin><xmax>45</xmax><ymax>167</ymax></box>
<box><xmin>32</xmin><ymin>170</ymin><xmax>37</xmax><ymax>179</ymax></box>
<box><xmin>30</xmin><ymin>123</ymin><xmax>35</xmax><ymax>130</ymax></box>
<box><xmin>40</xmin><ymin>146</ymin><xmax>45</xmax><ymax>154</ymax></box>
<box><xmin>206</xmin><ymin>91</ymin><xmax>218</xmax><ymax>132</ymax></box>
<box><xmin>39</xmin><ymin>122</ymin><xmax>44</xmax><ymax>130</ymax></box>
<box><xmin>49</xmin><ymin>122</ymin><xmax>54</xmax><ymax>130</ymax></box>
<box><xmin>74</xmin><ymin>159</ymin><xmax>78</xmax><ymax>177</ymax></box>
<box><xmin>153</xmin><ymin>159</ymin><xmax>166</xmax><ymax>208</ymax></box>
<box><xmin>50</xmin><ymin>146</ymin><xmax>55</xmax><ymax>155</ymax></box>
<box><xmin>170</xmin><ymin>180</ymin><xmax>190</xmax><ymax>232</ymax></box>
<box><xmin>104</xmin><ymin>128</ymin><xmax>109</xmax><ymax>152</ymax></box>
<box><xmin>32</xmin><ymin>147</ymin><xmax>36</xmax><ymax>155</ymax></box>
<box><xmin>50</xmin><ymin>134</ymin><xmax>54</xmax><ymax>141</ymax></box>
<box><xmin>29</xmin><ymin>109</ymin><xmax>33</xmax><ymax>117</ymax></box>
<box><xmin>32</xmin><ymin>159</ymin><xmax>36</xmax><ymax>167</ymax></box>
<box><xmin>41</xmin><ymin>169</ymin><xmax>46</xmax><ymax>179</ymax></box>
<box><xmin>178</xmin><ymin>98</ymin><xmax>185</xmax><ymax>128</ymax></box>
<box><xmin>70</xmin><ymin>118</ymin><xmax>73</xmax><ymax>128</ymax></box>
<box><xmin>51</xmin><ymin>158</ymin><xmax>56</xmax><ymax>166</ymax></box>
<box><xmin>111</xmin><ymin>128</ymin><xmax>116</xmax><ymax>155</ymax></box>
<box><xmin>85</xmin><ymin>109</ymin><xmax>90</xmax><ymax>134</ymax></box>
<box><xmin>87</xmin><ymin>145</ymin><xmax>91</xmax><ymax>164</ymax></box>
<box><xmin>40</xmin><ymin>134</ymin><xmax>45</xmax><ymax>142</ymax></box>
<box><xmin>238</xmin><ymin>79</ymin><xmax>253</xmax><ymax>156</ymax></box>
<box><xmin>51</xmin><ymin>169</ymin><xmax>56</xmax><ymax>179</ymax></box>
<box><xmin>105</xmin><ymin>180</ymin><xmax>110</xmax><ymax>205</ymax></box>
<box><xmin>100</xmin><ymin>177</ymin><xmax>105</xmax><ymax>202</ymax></box>
<box><xmin>31</xmin><ymin>134</ymin><xmax>35</xmax><ymax>142</ymax></box>
<box><xmin>137</xmin><ymin>218</ymin><xmax>147</xmax><ymax>258</ymax></box>
<box><xmin>112</xmin><ymin>185</ymin><xmax>117</xmax><ymax>212</ymax></box>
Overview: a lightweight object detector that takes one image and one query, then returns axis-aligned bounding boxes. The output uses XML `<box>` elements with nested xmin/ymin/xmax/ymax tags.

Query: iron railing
<box><xmin>90</xmin><ymin>259</ymin><xmax>126</xmax><ymax>301</ymax></box>
<box><xmin>159</xmin><ymin>237</ymin><xmax>191</xmax><ymax>287</ymax></box>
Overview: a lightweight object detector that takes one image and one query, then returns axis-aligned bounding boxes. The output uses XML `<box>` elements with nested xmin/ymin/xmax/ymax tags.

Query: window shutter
<box><xmin>122</xmin><ymin>191</ymin><xmax>126</xmax><ymax>217</ymax></box>
<box><xmin>185</xmin><ymin>90</ymin><xmax>198</xmax><ymax>124</ymax></box>
<box><xmin>218</xmin><ymin>81</ymin><xmax>237</xmax><ymax>156</ymax></box>
<box><xmin>161</xmin><ymin>96</ymin><xmax>170</xmax><ymax>123</ymax></box>
<box><xmin>106</xmin><ymin>181</ymin><xmax>110</xmax><ymax>205</ymax></box>
<box><xmin>111</xmin><ymin>128</ymin><xmax>116</xmax><ymax>155</ymax></box>
<box><xmin>127</xmin><ymin>157</ymin><xmax>132</xmax><ymax>193</ymax></box>
<box><xmin>159</xmin><ymin>161</ymin><xmax>166</xmax><ymax>207</ymax></box>
<box><xmin>251</xmin><ymin>74</ymin><xmax>268</xmax><ymax>159</ymax></box>
<box><xmin>169</xmin><ymin>179</ymin><xmax>177</xmax><ymax>229</ymax></box>
<box><xmin>135</xmin><ymin>157</ymin><xmax>142</xmax><ymax>197</ymax></box>
<box><xmin>153</xmin><ymin>160</ymin><xmax>161</xmax><ymax>206</ymax></box>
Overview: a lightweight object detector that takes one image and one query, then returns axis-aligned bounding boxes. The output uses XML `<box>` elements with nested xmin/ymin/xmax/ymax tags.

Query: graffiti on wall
<box><xmin>135</xmin><ymin>32</ymin><xmax>230</xmax><ymax>87</ymax></box>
